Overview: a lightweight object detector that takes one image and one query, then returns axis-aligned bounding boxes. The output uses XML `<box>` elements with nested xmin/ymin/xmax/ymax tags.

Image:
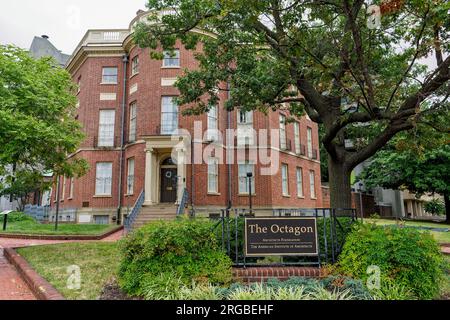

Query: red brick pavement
<box><xmin>0</xmin><ymin>229</ymin><xmax>124</xmax><ymax>300</ymax></box>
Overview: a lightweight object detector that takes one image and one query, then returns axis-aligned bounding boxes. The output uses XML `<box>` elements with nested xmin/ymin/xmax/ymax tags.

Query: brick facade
<box><xmin>51</xmin><ymin>11</ymin><xmax>323</xmax><ymax>223</ymax></box>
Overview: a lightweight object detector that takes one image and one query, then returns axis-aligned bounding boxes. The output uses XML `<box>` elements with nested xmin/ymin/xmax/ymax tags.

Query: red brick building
<box><xmin>51</xmin><ymin>10</ymin><xmax>322</xmax><ymax>224</ymax></box>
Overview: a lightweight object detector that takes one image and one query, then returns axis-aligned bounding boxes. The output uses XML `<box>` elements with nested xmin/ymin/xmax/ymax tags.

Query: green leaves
<box><xmin>0</xmin><ymin>45</ymin><xmax>88</xmax><ymax>201</ymax></box>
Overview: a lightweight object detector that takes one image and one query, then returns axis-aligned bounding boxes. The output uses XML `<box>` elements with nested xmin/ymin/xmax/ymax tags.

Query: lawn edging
<box><xmin>0</xmin><ymin>225</ymin><xmax>123</xmax><ymax>240</ymax></box>
<box><xmin>4</xmin><ymin>247</ymin><xmax>65</xmax><ymax>300</ymax></box>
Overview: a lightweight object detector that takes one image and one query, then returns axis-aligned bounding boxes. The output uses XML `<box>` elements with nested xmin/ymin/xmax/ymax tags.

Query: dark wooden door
<box><xmin>160</xmin><ymin>168</ymin><xmax>177</xmax><ymax>203</ymax></box>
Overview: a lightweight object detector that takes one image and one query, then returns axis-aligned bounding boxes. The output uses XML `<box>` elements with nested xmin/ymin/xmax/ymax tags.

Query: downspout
<box><xmin>117</xmin><ymin>54</ymin><xmax>129</xmax><ymax>225</ymax></box>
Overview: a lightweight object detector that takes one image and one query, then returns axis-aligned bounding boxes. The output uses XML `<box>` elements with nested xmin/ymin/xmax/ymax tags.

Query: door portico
<box><xmin>143</xmin><ymin>136</ymin><xmax>188</xmax><ymax>206</ymax></box>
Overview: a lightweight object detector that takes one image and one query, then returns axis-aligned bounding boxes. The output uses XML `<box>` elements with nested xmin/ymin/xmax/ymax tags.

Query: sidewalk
<box><xmin>0</xmin><ymin>229</ymin><xmax>124</xmax><ymax>300</ymax></box>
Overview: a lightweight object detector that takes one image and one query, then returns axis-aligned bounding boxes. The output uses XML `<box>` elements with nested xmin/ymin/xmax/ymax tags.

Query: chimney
<box><xmin>41</xmin><ymin>35</ymin><xmax>49</xmax><ymax>39</ymax></box>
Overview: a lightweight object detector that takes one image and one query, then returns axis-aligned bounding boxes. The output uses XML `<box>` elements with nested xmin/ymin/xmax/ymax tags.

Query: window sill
<box><xmin>238</xmin><ymin>193</ymin><xmax>256</xmax><ymax>197</ymax></box>
<box><xmin>207</xmin><ymin>192</ymin><xmax>221</xmax><ymax>196</ymax></box>
<box><xmin>161</xmin><ymin>66</ymin><xmax>181</xmax><ymax>69</ymax></box>
<box><xmin>100</xmin><ymin>82</ymin><xmax>118</xmax><ymax>85</ymax></box>
<box><xmin>297</xmin><ymin>196</ymin><xmax>305</xmax><ymax>199</ymax></box>
<box><xmin>311</xmin><ymin>197</ymin><xmax>317</xmax><ymax>200</ymax></box>
<box><xmin>68</xmin><ymin>197</ymin><xmax>73</xmax><ymax>200</ymax></box>
<box><xmin>282</xmin><ymin>194</ymin><xmax>291</xmax><ymax>198</ymax></box>
<box><xmin>125</xmin><ymin>193</ymin><xmax>134</xmax><ymax>197</ymax></box>
<box><xmin>93</xmin><ymin>195</ymin><xmax>112</xmax><ymax>198</ymax></box>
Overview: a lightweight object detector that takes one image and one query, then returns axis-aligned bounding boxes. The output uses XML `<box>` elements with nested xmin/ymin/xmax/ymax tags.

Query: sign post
<box><xmin>1</xmin><ymin>210</ymin><xmax>13</xmax><ymax>231</ymax></box>
<box><xmin>245</xmin><ymin>217</ymin><xmax>319</xmax><ymax>257</ymax></box>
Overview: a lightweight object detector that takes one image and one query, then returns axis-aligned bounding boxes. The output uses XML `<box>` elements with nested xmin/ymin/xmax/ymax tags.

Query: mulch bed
<box><xmin>99</xmin><ymin>279</ymin><xmax>142</xmax><ymax>300</ymax></box>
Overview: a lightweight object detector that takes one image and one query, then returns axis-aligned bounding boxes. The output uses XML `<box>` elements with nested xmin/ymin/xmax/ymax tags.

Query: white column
<box><xmin>144</xmin><ymin>148</ymin><xmax>154</xmax><ymax>206</ymax></box>
<box><xmin>176</xmin><ymin>147</ymin><xmax>186</xmax><ymax>204</ymax></box>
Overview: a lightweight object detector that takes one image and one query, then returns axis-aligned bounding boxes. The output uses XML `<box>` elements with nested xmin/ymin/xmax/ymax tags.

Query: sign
<box><xmin>245</xmin><ymin>217</ymin><xmax>318</xmax><ymax>256</ymax></box>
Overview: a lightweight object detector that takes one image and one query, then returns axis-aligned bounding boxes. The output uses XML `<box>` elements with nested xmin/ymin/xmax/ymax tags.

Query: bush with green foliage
<box><xmin>118</xmin><ymin>218</ymin><xmax>233</xmax><ymax>297</ymax></box>
<box><xmin>338</xmin><ymin>223</ymin><xmax>444</xmax><ymax>299</ymax></box>
<box><xmin>0</xmin><ymin>212</ymin><xmax>35</xmax><ymax>223</ymax></box>
<box><xmin>424</xmin><ymin>199</ymin><xmax>445</xmax><ymax>216</ymax></box>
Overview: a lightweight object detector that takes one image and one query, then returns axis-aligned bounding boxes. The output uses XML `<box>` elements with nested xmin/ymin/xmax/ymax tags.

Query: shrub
<box><xmin>142</xmin><ymin>273</ymin><xmax>184</xmax><ymax>300</ymax></box>
<box><xmin>0</xmin><ymin>212</ymin><xmax>35</xmax><ymax>223</ymax></box>
<box><xmin>338</xmin><ymin>223</ymin><xmax>444</xmax><ymax>299</ymax></box>
<box><xmin>118</xmin><ymin>218</ymin><xmax>233</xmax><ymax>297</ymax></box>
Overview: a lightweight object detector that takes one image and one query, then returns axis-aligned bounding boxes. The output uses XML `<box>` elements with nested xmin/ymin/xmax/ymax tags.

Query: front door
<box><xmin>160</xmin><ymin>168</ymin><xmax>177</xmax><ymax>203</ymax></box>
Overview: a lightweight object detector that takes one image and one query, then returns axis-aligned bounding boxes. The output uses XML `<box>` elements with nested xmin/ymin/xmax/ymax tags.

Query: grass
<box><xmin>365</xmin><ymin>218</ymin><xmax>450</xmax><ymax>244</ymax></box>
<box><xmin>17</xmin><ymin>242</ymin><xmax>120</xmax><ymax>300</ymax></box>
<box><xmin>441</xmin><ymin>256</ymin><xmax>450</xmax><ymax>300</ymax></box>
<box><xmin>0</xmin><ymin>220</ymin><xmax>116</xmax><ymax>235</ymax></box>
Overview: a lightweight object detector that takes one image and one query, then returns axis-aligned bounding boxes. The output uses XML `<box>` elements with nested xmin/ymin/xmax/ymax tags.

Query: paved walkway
<box><xmin>0</xmin><ymin>229</ymin><xmax>124</xmax><ymax>300</ymax></box>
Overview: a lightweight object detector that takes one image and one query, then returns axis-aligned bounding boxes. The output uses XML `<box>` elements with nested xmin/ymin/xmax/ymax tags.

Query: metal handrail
<box><xmin>177</xmin><ymin>188</ymin><xmax>189</xmax><ymax>216</ymax></box>
<box><xmin>124</xmin><ymin>190</ymin><xmax>145</xmax><ymax>232</ymax></box>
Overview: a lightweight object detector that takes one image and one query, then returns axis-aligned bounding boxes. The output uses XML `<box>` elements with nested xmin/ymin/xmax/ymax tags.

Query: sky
<box><xmin>0</xmin><ymin>0</ymin><xmax>147</xmax><ymax>55</ymax></box>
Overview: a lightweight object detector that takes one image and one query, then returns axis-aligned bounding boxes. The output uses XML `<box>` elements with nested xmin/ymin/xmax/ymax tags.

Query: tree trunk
<box><xmin>445</xmin><ymin>193</ymin><xmax>450</xmax><ymax>224</ymax></box>
<box><xmin>328</xmin><ymin>156</ymin><xmax>353</xmax><ymax>209</ymax></box>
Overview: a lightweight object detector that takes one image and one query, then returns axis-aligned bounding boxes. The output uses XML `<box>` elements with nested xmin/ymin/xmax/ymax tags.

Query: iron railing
<box><xmin>124</xmin><ymin>190</ymin><xmax>145</xmax><ymax>232</ymax></box>
<box><xmin>211</xmin><ymin>208</ymin><xmax>357</xmax><ymax>268</ymax></box>
<box><xmin>177</xmin><ymin>188</ymin><xmax>189</xmax><ymax>216</ymax></box>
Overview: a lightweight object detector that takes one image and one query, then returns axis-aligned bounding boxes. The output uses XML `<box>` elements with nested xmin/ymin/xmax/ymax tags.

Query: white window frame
<box><xmin>161</xmin><ymin>96</ymin><xmax>178</xmax><ymax>135</ymax></box>
<box><xmin>296</xmin><ymin>167</ymin><xmax>304</xmax><ymax>198</ymax></box>
<box><xmin>281</xmin><ymin>164</ymin><xmax>289</xmax><ymax>196</ymax></box>
<box><xmin>163</xmin><ymin>49</ymin><xmax>180</xmax><ymax>67</ymax></box>
<box><xmin>237</xmin><ymin>110</ymin><xmax>254</xmax><ymax>146</ymax></box>
<box><xmin>61</xmin><ymin>176</ymin><xmax>66</xmax><ymax>201</ymax></box>
<box><xmin>280</xmin><ymin>115</ymin><xmax>287</xmax><ymax>150</ymax></box>
<box><xmin>207</xmin><ymin>105</ymin><xmax>218</xmax><ymax>141</ymax></box>
<box><xmin>98</xmin><ymin>110</ymin><xmax>116</xmax><ymax>147</ymax></box>
<box><xmin>131</xmin><ymin>56</ymin><xmax>139</xmax><ymax>76</ymax></box>
<box><xmin>95</xmin><ymin>162</ymin><xmax>113</xmax><ymax>196</ymax></box>
<box><xmin>129</xmin><ymin>102</ymin><xmax>137</xmax><ymax>142</ymax></box>
<box><xmin>294</xmin><ymin>122</ymin><xmax>301</xmax><ymax>155</ymax></box>
<box><xmin>207</xmin><ymin>157</ymin><xmax>219</xmax><ymax>194</ymax></box>
<box><xmin>127</xmin><ymin>158</ymin><xmax>135</xmax><ymax>195</ymax></box>
<box><xmin>309</xmin><ymin>170</ymin><xmax>316</xmax><ymax>199</ymax></box>
<box><xmin>69</xmin><ymin>177</ymin><xmax>74</xmax><ymax>199</ymax></box>
<box><xmin>102</xmin><ymin>67</ymin><xmax>118</xmax><ymax>84</ymax></box>
<box><xmin>238</xmin><ymin>161</ymin><xmax>255</xmax><ymax>194</ymax></box>
<box><xmin>307</xmin><ymin>127</ymin><xmax>313</xmax><ymax>158</ymax></box>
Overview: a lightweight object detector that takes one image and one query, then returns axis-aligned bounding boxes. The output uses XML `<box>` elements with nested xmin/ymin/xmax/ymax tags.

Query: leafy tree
<box><xmin>0</xmin><ymin>45</ymin><xmax>88</xmax><ymax>207</ymax></box>
<box><xmin>425</xmin><ymin>199</ymin><xmax>445</xmax><ymax>216</ymax></box>
<box><xmin>133</xmin><ymin>0</ymin><xmax>449</xmax><ymax>208</ymax></box>
<box><xmin>361</xmin><ymin>139</ymin><xmax>450</xmax><ymax>222</ymax></box>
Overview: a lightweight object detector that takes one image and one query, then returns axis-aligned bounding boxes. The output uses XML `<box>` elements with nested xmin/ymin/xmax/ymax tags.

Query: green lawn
<box><xmin>17</xmin><ymin>242</ymin><xmax>120</xmax><ymax>300</ymax></box>
<box><xmin>0</xmin><ymin>220</ymin><xmax>116</xmax><ymax>235</ymax></box>
<box><xmin>365</xmin><ymin>218</ymin><xmax>450</xmax><ymax>244</ymax></box>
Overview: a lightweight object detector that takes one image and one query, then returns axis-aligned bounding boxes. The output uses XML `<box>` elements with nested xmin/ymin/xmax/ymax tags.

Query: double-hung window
<box><xmin>129</xmin><ymin>102</ymin><xmax>137</xmax><ymax>142</ymax></box>
<box><xmin>95</xmin><ymin>162</ymin><xmax>113</xmax><ymax>196</ymax></box>
<box><xmin>280</xmin><ymin>115</ymin><xmax>287</xmax><ymax>150</ymax></box>
<box><xmin>161</xmin><ymin>97</ymin><xmax>178</xmax><ymax>135</ymax></box>
<box><xmin>238</xmin><ymin>161</ymin><xmax>255</xmax><ymax>194</ymax></box>
<box><xmin>98</xmin><ymin>110</ymin><xmax>115</xmax><ymax>147</ymax></box>
<box><xmin>237</xmin><ymin>110</ymin><xmax>254</xmax><ymax>146</ymax></box>
<box><xmin>131</xmin><ymin>56</ymin><xmax>139</xmax><ymax>76</ymax></box>
<box><xmin>163</xmin><ymin>50</ymin><xmax>180</xmax><ymax>67</ymax></box>
<box><xmin>294</xmin><ymin>122</ymin><xmax>301</xmax><ymax>154</ymax></box>
<box><xmin>102</xmin><ymin>67</ymin><xmax>118</xmax><ymax>84</ymax></box>
<box><xmin>307</xmin><ymin>127</ymin><xmax>313</xmax><ymax>158</ymax></box>
<box><xmin>281</xmin><ymin>164</ymin><xmax>289</xmax><ymax>196</ymax></box>
<box><xmin>207</xmin><ymin>158</ymin><xmax>219</xmax><ymax>193</ymax></box>
<box><xmin>207</xmin><ymin>105</ymin><xmax>218</xmax><ymax>141</ymax></box>
<box><xmin>309</xmin><ymin>170</ymin><xmax>316</xmax><ymax>199</ymax></box>
<box><xmin>127</xmin><ymin>158</ymin><xmax>135</xmax><ymax>195</ymax></box>
<box><xmin>296</xmin><ymin>167</ymin><xmax>304</xmax><ymax>197</ymax></box>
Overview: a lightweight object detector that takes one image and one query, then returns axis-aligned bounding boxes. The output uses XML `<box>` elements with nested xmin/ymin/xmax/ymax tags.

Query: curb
<box><xmin>4</xmin><ymin>247</ymin><xmax>65</xmax><ymax>300</ymax></box>
<box><xmin>0</xmin><ymin>226</ymin><xmax>123</xmax><ymax>241</ymax></box>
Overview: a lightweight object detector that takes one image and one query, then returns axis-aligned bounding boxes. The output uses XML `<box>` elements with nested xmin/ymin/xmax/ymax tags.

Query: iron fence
<box><xmin>208</xmin><ymin>208</ymin><xmax>357</xmax><ymax>268</ymax></box>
